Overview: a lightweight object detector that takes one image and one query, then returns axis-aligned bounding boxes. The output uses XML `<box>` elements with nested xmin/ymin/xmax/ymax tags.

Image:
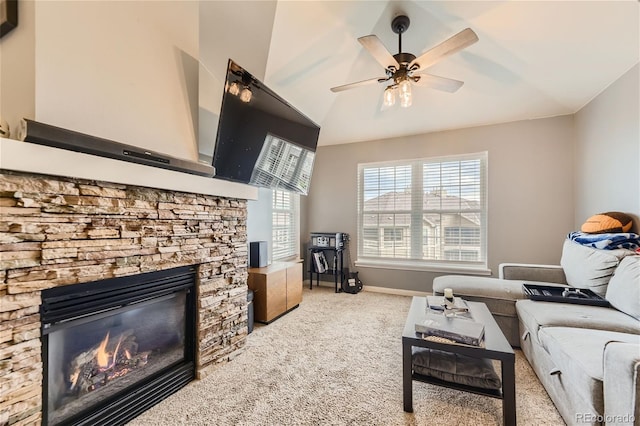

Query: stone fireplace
<box><xmin>0</xmin><ymin>171</ymin><xmax>250</xmax><ymax>425</ymax></box>
<box><xmin>41</xmin><ymin>265</ymin><xmax>197</xmax><ymax>425</ymax></box>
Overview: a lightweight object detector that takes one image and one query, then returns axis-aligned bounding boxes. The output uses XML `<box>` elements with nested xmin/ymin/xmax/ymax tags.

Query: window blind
<box><xmin>272</xmin><ymin>189</ymin><xmax>300</xmax><ymax>260</ymax></box>
<box><xmin>357</xmin><ymin>152</ymin><xmax>488</xmax><ymax>269</ymax></box>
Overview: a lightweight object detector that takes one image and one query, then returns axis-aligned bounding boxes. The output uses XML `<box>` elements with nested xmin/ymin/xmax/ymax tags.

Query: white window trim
<box><xmin>356</xmin><ymin>152</ymin><xmax>489</xmax><ymax>274</ymax></box>
<box><xmin>355</xmin><ymin>258</ymin><xmax>491</xmax><ymax>275</ymax></box>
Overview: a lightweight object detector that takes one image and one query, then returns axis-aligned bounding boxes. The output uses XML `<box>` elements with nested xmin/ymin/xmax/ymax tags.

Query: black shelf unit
<box><xmin>307</xmin><ymin>247</ymin><xmax>345</xmax><ymax>293</ymax></box>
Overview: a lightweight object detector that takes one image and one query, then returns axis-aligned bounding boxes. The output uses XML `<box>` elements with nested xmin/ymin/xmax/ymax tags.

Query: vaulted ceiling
<box><xmin>203</xmin><ymin>1</ymin><xmax>639</xmax><ymax>147</ymax></box>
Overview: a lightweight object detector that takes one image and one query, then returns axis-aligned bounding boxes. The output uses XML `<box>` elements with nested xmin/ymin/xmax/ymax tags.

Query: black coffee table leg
<box><xmin>502</xmin><ymin>355</ymin><xmax>516</xmax><ymax>426</ymax></box>
<box><xmin>402</xmin><ymin>339</ymin><xmax>413</xmax><ymax>412</ymax></box>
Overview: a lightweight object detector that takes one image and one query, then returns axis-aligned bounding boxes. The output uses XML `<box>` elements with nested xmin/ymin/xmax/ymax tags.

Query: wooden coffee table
<box><xmin>402</xmin><ymin>297</ymin><xmax>516</xmax><ymax>426</ymax></box>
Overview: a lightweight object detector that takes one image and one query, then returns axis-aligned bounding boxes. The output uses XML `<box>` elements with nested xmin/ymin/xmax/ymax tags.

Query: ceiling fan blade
<box><xmin>330</xmin><ymin>77</ymin><xmax>386</xmax><ymax>93</ymax></box>
<box><xmin>412</xmin><ymin>74</ymin><xmax>464</xmax><ymax>93</ymax></box>
<box><xmin>408</xmin><ymin>28</ymin><xmax>478</xmax><ymax>72</ymax></box>
<box><xmin>358</xmin><ymin>35</ymin><xmax>400</xmax><ymax>70</ymax></box>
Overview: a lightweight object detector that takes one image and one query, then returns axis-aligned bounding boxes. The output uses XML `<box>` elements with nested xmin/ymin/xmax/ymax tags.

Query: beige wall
<box><xmin>574</xmin><ymin>63</ymin><xmax>639</xmax><ymax>232</ymax></box>
<box><xmin>1</xmin><ymin>1</ymin><xmax>200</xmax><ymax>159</ymax></box>
<box><xmin>305</xmin><ymin>116</ymin><xmax>575</xmax><ymax>292</ymax></box>
<box><xmin>0</xmin><ymin>0</ymin><xmax>35</xmax><ymax>137</ymax></box>
<box><xmin>33</xmin><ymin>1</ymin><xmax>200</xmax><ymax>160</ymax></box>
<box><xmin>1</xmin><ymin>1</ymin><xmax>277</xmax><ymax>165</ymax></box>
<box><xmin>247</xmin><ymin>187</ymin><xmax>274</xmax><ymax>261</ymax></box>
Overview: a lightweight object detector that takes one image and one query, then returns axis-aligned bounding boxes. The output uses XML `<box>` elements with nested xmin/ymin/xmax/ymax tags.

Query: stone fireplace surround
<box><xmin>0</xmin><ymin>170</ymin><xmax>250</xmax><ymax>425</ymax></box>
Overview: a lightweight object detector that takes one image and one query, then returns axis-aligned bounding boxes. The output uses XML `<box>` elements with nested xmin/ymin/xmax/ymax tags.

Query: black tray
<box><xmin>522</xmin><ymin>283</ymin><xmax>610</xmax><ymax>307</ymax></box>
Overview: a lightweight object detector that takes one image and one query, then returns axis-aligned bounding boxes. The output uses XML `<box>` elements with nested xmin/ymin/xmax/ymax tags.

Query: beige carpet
<box><xmin>128</xmin><ymin>286</ymin><xmax>564</xmax><ymax>425</ymax></box>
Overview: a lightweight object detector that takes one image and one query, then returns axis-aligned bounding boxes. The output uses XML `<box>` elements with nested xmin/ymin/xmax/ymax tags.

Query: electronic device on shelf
<box><xmin>522</xmin><ymin>283</ymin><xmax>609</xmax><ymax>307</ymax></box>
<box><xmin>310</xmin><ymin>232</ymin><xmax>348</xmax><ymax>249</ymax></box>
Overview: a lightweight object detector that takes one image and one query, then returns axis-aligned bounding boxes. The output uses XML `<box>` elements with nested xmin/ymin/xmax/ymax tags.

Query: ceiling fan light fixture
<box><xmin>399</xmin><ymin>78</ymin><xmax>411</xmax><ymax>95</ymax></box>
<box><xmin>400</xmin><ymin>92</ymin><xmax>412</xmax><ymax>108</ymax></box>
<box><xmin>399</xmin><ymin>79</ymin><xmax>412</xmax><ymax>108</ymax></box>
<box><xmin>383</xmin><ymin>86</ymin><xmax>396</xmax><ymax>107</ymax></box>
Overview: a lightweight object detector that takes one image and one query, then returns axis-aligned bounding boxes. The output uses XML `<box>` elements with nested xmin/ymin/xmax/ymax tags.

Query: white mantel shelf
<box><xmin>0</xmin><ymin>138</ymin><xmax>258</xmax><ymax>200</ymax></box>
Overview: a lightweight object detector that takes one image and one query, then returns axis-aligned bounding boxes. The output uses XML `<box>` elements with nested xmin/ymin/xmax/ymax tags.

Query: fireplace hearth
<box><xmin>40</xmin><ymin>266</ymin><xmax>196</xmax><ymax>426</ymax></box>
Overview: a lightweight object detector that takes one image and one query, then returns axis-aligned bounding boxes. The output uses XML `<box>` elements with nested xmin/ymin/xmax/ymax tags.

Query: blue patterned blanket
<box><xmin>568</xmin><ymin>231</ymin><xmax>640</xmax><ymax>251</ymax></box>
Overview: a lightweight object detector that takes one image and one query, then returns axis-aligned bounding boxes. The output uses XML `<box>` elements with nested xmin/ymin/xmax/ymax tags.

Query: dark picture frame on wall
<box><xmin>0</xmin><ymin>0</ymin><xmax>18</xmax><ymax>39</ymax></box>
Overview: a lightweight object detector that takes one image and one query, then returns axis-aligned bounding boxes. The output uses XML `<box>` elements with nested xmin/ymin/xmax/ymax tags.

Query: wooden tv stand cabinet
<box><xmin>248</xmin><ymin>261</ymin><xmax>303</xmax><ymax>323</ymax></box>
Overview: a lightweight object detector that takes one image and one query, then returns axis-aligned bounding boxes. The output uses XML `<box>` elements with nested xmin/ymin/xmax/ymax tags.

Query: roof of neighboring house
<box><xmin>362</xmin><ymin>190</ymin><xmax>481</xmax><ymax>227</ymax></box>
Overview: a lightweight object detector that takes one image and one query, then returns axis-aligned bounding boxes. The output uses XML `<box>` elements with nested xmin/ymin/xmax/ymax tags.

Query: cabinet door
<box><xmin>248</xmin><ymin>267</ymin><xmax>287</xmax><ymax>323</ymax></box>
<box><xmin>264</xmin><ymin>268</ymin><xmax>287</xmax><ymax>322</ymax></box>
<box><xmin>286</xmin><ymin>262</ymin><xmax>303</xmax><ymax>309</ymax></box>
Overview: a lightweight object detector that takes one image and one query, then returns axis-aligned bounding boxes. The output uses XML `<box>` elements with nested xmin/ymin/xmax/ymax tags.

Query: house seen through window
<box><xmin>357</xmin><ymin>152</ymin><xmax>488</xmax><ymax>270</ymax></box>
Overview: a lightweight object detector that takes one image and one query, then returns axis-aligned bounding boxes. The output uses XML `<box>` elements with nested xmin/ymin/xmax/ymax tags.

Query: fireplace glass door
<box><xmin>41</xmin><ymin>266</ymin><xmax>196</xmax><ymax>426</ymax></box>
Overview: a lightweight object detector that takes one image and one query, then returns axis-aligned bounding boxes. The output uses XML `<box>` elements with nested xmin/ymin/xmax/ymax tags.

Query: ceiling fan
<box><xmin>330</xmin><ymin>15</ymin><xmax>478</xmax><ymax>108</ymax></box>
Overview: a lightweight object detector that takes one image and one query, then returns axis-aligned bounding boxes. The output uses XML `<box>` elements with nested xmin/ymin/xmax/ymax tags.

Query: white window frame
<box><xmin>355</xmin><ymin>152</ymin><xmax>490</xmax><ymax>275</ymax></box>
<box><xmin>271</xmin><ymin>189</ymin><xmax>300</xmax><ymax>261</ymax></box>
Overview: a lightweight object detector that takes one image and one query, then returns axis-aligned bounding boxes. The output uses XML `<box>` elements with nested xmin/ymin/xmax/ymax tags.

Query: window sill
<box><xmin>354</xmin><ymin>259</ymin><xmax>491</xmax><ymax>276</ymax></box>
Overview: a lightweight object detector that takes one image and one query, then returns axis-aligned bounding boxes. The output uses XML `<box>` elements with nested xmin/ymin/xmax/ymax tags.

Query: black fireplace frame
<box><xmin>40</xmin><ymin>265</ymin><xmax>197</xmax><ymax>426</ymax></box>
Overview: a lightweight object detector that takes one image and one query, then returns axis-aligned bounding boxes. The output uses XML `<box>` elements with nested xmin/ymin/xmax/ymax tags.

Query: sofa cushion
<box><xmin>412</xmin><ymin>348</ymin><xmax>502</xmax><ymax>390</ymax></box>
<box><xmin>538</xmin><ymin>327</ymin><xmax>640</xmax><ymax>415</ymax></box>
<box><xmin>560</xmin><ymin>239</ymin><xmax>633</xmax><ymax>296</ymax></box>
<box><xmin>605</xmin><ymin>256</ymin><xmax>640</xmax><ymax>320</ymax></box>
<box><xmin>516</xmin><ymin>299</ymin><xmax>640</xmax><ymax>343</ymax></box>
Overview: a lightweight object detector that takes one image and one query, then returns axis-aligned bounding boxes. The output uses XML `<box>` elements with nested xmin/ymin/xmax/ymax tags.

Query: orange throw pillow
<box><xmin>581</xmin><ymin>212</ymin><xmax>633</xmax><ymax>234</ymax></box>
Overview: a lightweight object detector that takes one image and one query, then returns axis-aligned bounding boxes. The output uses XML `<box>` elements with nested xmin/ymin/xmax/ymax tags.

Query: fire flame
<box><xmin>69</xmin><ymin>370</ymin><xmax>80</xmax><ymax>390</ymax></box>
<box><xmin>67</xmin><ymin>329</ymin><xmax>149</xmax><ymax>394</ymax></box>
<box><xmin>96</xmin><ymin>331</ymin><xmax>111</xmax><ymax>368</ymax></box>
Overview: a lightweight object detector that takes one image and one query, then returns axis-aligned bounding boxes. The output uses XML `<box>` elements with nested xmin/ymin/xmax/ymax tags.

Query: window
<box><xmin>444</xmin><ymin>227</ymin><xmax>481</xmax><ymax>246</ymax></box>
<box><xmin>384</xmin><ymin>228</ymin><xmax>403</xmax><ymax>242</ymax></box>
<box><xmin>357</xmin><ymin>152</ymin><xmax>487</xmax><ymax>271</ymax></box>
<box><xmin>271</xmin><ymin>189</ymin><xmax>300</xmax><ymax>260</ymax></box>
<box><xmin>444</xmin><ymin>250</ymin><xmax>480</xmax><ymax>261</ymax></box>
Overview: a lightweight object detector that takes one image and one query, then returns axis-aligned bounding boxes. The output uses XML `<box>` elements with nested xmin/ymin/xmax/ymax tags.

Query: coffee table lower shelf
<box><xmin>411</xmin><ymin>372</ymin><xmax>504</xmax><ymax>399</ymax></box>
<box><xmin>402</xmin><ymin>297</ymin><xmax>516</xmax><ymax>426</ymax></box>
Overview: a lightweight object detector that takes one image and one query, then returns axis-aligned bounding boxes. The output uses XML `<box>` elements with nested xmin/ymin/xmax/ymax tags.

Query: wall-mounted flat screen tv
<box><xmin>212</xmin><ymin>59</ymin><xmax>320</xmax><ymax>195</ymax></box>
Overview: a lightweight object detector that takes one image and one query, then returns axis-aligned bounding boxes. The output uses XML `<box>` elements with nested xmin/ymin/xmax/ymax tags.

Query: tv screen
<box><xmin>212</xmin><ymin>60</ymin><xmax>320</xmax><ymax>195</ymax></box>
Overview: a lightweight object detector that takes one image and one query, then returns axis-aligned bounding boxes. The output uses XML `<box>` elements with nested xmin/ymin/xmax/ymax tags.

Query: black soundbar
<box><xmin>17</xmin><ymin>119</ymin><xmax>215</xmax><ymax>178</ymax></box>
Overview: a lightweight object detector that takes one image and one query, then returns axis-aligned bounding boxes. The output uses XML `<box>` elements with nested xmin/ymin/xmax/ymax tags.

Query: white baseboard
<box><xmin>362</xmin><ymin>285</ymin><xmax>429</xmax><ymax>297</ymax></box>
<box><xmin>305</xmin><ymin>279</ymin><xmax>429</xmax><ymax>297</ymax></box>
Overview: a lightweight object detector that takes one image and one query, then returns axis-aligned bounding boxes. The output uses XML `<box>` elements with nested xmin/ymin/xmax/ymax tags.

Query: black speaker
<box><xmin>249</xmin><ymin>241</ymin><xmax>268</xmax><ymax>268</ymax></box>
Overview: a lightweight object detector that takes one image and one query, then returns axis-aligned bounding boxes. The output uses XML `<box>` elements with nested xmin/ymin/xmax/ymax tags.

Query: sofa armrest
<box><xmin>603</xmin><ymin>341</ymin><xmax>640</xmax><ymax>425</ymax></box>
<box><xmin>499</xmin><ymin>263</ymin><xmax>567</xmax><ymax>284</ymax></box>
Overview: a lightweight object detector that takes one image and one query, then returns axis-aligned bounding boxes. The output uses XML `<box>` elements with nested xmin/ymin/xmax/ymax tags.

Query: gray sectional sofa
<box><xmin>433</xmin><ymin>240</ymin><xmax>640</xmax><ymax>426</ymax></box>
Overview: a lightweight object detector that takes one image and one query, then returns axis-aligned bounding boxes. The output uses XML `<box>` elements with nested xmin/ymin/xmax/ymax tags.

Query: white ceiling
<box><xmin>258</xmin><ymin>1</ymin><xmax>639</xmax><ymax>146</ymax></box>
